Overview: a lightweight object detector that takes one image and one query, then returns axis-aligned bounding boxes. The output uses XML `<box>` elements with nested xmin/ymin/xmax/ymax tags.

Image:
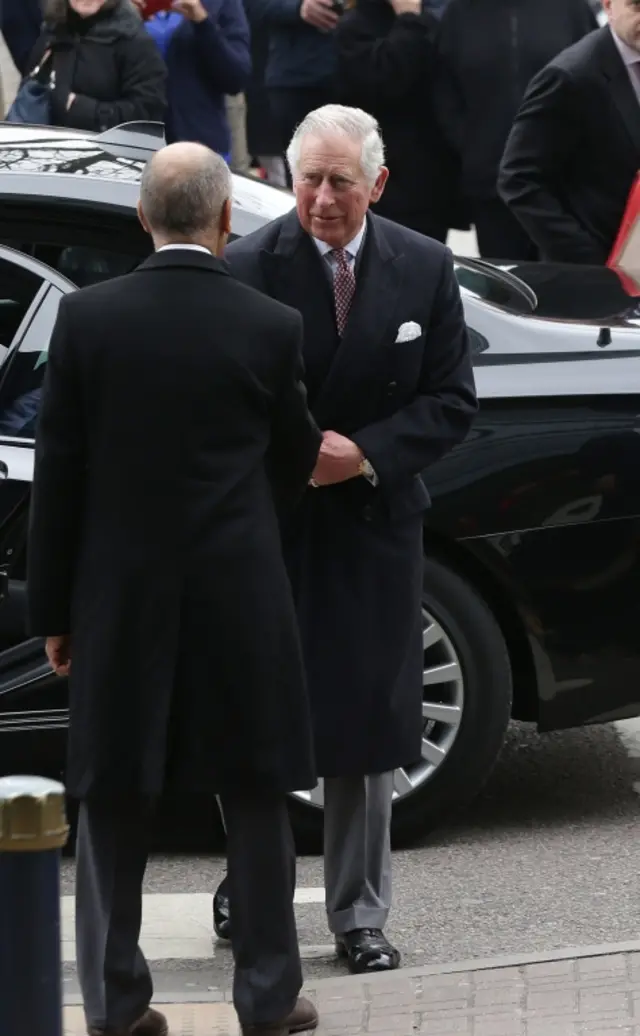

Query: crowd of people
<box><xmin>3</xmin><ymin>0</ymin><xmax>640</xmax><ymax>264</ymax></box>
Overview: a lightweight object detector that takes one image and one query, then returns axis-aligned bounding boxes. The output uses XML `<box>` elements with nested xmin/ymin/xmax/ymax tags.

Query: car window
<box><xmin>0</xmin><ymin>286</ymin><xmax>62</xmax><ymax>440</ymax></box>
<box><xmin>455</xmin><ymin>265</ymin><xmax>535</xmax><ymax>316</ymax></box>
<box><xmin>0</xmin><ymin>258</ymin><xmax>44</xmax><ymax>370</ymax></box>
<box><xmin>0</xmin><ymin>201</ymin><xmax>151</xmax><ymax>288</ymax></box>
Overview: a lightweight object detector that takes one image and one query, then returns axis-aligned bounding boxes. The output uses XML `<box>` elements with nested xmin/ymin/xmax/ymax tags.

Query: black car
<box><xmin>0</xmin><ymin>122</ymin><xmax>639</xmax><ymax>846</ymax></box>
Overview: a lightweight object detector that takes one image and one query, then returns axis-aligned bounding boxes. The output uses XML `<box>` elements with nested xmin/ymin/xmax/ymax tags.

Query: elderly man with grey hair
<box><xmin>27</xmin><ymin>141</ymin><xmax>322</xmax><ymax>1036</ymax></box>
<box><xmin>213</xmin><ymin>105</ymin><xmax>478</xmax><ymax>975</ymax></box>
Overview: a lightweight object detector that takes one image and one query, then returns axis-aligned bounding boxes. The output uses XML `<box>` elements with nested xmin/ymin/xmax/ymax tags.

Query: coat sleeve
<box><xmin>432</xmin><ymin>1</ymin><xmax>466</xmax><ymax>154</ymax></box>
<box><xmin>188</xmin><ymin>0</ymin><xmax>251</xmax><ymax>96</ymax></box>
<box><xmin>64</xmin><ymin>32</ymin><xmax>167</xmax><ymax>132</ymax></box>
<box><xmin>498</xmin><ymin>63</ymin><xmax>605</xmax><ymax>264</ymax></box>
<box><xmin>336</xmin><ymin>10</ymin><xmax>435</xmax><ymax>106</ymax></box>
<box><xmin>266</xmin><ymin>308</ymin><xmax>322</xmax><ymax>515</ymax></box>
<box><xmin>2</xmin><ymin>2</ymin><xmax>43</xmax><ymax>76</ymax></box>
<box><xmin>243</xmin><ymin>0</ymin><xmax>302</xmax><ymax>28</ymax></box>
<box><xmin>27</xmin><ymin>297</ymin><xmax>87</xmax><ymax>637</ymax></box>
<box><xmin>351</xmin><ymin>248</ymin><xmax>478</xmax><ymax>492</ymax></box>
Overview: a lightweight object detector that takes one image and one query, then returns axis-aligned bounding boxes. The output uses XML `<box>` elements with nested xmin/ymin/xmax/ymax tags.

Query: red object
<box><xmin>140</xmin><ymin>0</ymin><xmax>175</xmax><ymax>16</ymax></box>
<box><xmin>607</xmin><ymin>172</ymin><xmax>640</xmax><ymax>295</ymax></box>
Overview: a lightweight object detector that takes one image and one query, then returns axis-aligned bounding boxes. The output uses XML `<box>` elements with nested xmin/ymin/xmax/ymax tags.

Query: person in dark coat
<box><xmin>26</xmin><ymin>0</ymin><xmax>166</xmax><ymax>133</ymax></box>
<box><xmin>244</xmin><ymin>0</ymin><xmax>337</xmax><ymax>165</ymax></box>
<box><xmin>213</xmin><ymin>104</ymin><xmax>478</xmax><ymax>975</ymax></box>
<box><xmin>138</xmin><ymin>0</ymin><xmax>251</xmax><ymax>161</ymax></box>
<box><xmin>1</xmin><ymin>0</ymin><xmax>42</xmax><ymax>75</ymax></box>
<box><xmin>435</xmin><ymin>0</ymin><xmax>598</xmax><ymax>259</ymax></box>
<box><xmin>499</xmin><ymin>5</ymin><xmax>640</xmax><ymax>264</ymax></box>
<box><xmin>335</xmin><ymin>0</ymin><xmax>459</xmax><ymax>241</ymax></box>
<box><xmin>27</xmin><ymin>142</ymin><xmax>322</xmax><ymax>1036</ymax></box>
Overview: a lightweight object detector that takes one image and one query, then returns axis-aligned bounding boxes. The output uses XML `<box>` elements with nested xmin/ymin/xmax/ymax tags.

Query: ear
<box><xmin>220</xmin><ymin>197</ymin><xmax>232</xmax><ymax>237</ymax></box>
<box><xmin>370</xmin><ymin>166</ymin><xmax>389</xmax><ymax>204</ymax></box>
<box><xmin>137</xmin><ymin>199</ymin><xmax>151</xmax><ymax>235</ymax></box>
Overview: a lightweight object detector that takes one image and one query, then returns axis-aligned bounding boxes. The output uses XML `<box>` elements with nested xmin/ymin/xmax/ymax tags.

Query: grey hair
<box><xmin>44</xmin><ymin>0</ymin><xmax>120</xmax><ymax>22</ymax></box>
<box><xmin>286</xmin><ymin>105</ymin><xmax>385</xmax><ymax>186</ymax></box>
<box><xmin>140</xmin><ymin>148</ymin><xmax>232</xmax><ymax>238</ymax></box>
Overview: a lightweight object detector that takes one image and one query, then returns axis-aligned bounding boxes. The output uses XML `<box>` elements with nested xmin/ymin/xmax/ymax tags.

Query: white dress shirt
<box><xmin>610</xmin><ymin>27</ymin><xmax>640</xmax><ymax>106</ymax></box>
<box><xmin>312</xmin><ymin>222</ymin><xmax>367</xmax><ymax>274</ymax></box>
<box><xmin>156</xmin><ymin>244</ymin><xmax>213</xmax><ymax>255</ymax></box>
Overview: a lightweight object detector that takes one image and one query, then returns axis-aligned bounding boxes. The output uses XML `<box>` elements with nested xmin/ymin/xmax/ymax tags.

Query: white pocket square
<box><xmin>395</xmin><ymin>321</ymin><xmax>422</xmax><ymax>343</ymax></box>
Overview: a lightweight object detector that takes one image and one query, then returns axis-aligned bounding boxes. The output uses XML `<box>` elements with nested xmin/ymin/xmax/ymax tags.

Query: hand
<box><xmin>46</xmin><ymin>635</ymin><xmax>71</xmax><ymax>678</ymax></box>
<box><xmin>311</xmin><ymin>430</ymin><xmax>363</xmax><ymax>486</ymax></box>
<box><xmin>300</xmin><ymin>0</ymin><xmax>339</xmax><ymax>32</ymax></box>
<box><xmin>390</xmin><ymin>0</ymin><xmax>421</xmax><ymax>14</ymax></box>
<box><xmin>66</xmin><ymin>92</ymin><xmax>76</xmax><ymax>111</ymax></box>
<box><xmin>172</xmin><ymin>0</ymin><xmax>208</xmax><ymax>20</ymax></box>
<box><xmin>130</xmin><ymin>0</ymin><xmax>145</xmax><ymax>8</ymax></box>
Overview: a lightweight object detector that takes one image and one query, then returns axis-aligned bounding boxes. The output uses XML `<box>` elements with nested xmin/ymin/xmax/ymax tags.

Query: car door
<box><xmin>0</xmin><ymin>248</ymin><xmax>76</xmax><ymax>779</ymax></box>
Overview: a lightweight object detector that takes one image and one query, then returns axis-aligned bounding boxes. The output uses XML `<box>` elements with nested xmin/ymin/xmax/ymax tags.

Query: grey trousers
<box><xmin>218</xmin><ymin>772</ymin><xmax>394</xmax><ymax>936</ymax></box>
<box><xmin>323</xmin><ymin>773</ymin><xmax>394</xmax><ymax>935</ymax></box>
<box><xmin>76</xmin><ymin>792</ymin><xmax>302</xmax><ymax>1030</ymax></box>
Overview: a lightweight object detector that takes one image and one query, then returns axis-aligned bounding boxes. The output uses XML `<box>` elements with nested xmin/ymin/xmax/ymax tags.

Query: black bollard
<box><xmin>0</xmin><ymin>775</ymin><xmax>69</xmax><ymax>1036</ymax></box>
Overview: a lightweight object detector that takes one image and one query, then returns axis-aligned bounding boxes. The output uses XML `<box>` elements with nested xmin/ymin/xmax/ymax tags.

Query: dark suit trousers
<box><xmin>472</xmin><ymin>196</ymin><xmax>538</xmax><ymax>262</ymax></box>
<box><xmin>268</xmin><ymin>86</ymin><xmax>333</xmax><ymax>182</ymax></box>
<box><xmin>75</xmin><ymin>792</ymin><xmax>302</xmax><ymax>1030</ymax></box>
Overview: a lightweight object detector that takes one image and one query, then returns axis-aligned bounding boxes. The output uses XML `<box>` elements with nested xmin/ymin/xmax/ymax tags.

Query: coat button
<box><xmin>387</xmin><ymin>381</ymin><xmax>397</xmax><ymax>395</ymax></box>
<box><xmin>362</xmin><ymin>504</ymin><xmax>374</xmax><ymax>521</ymax></box>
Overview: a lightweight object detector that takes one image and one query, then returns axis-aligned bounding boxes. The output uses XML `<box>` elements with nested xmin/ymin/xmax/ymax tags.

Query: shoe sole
<box><xmin>290</xmin><ymin>1019</ymin><xmax>318</xmax><ymax>1033</ymax></box>
<box><xmin>335</xmin><ymin>939</ymin><xmax>401</xmax><ymax>975</ymax></box>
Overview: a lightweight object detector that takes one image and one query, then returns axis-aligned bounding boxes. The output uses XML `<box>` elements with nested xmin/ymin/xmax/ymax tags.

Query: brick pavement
<box><xmin>63</xmin><ymin>948</ymin><xmax>640</xmax><ymax>1035</ymax></box>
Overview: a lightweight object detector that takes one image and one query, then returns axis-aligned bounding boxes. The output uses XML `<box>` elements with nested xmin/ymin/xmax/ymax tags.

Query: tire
<box><xmin>288</xmin><ymin>553</ymin><xmax>513</xmax><ymax>851</ymax></box>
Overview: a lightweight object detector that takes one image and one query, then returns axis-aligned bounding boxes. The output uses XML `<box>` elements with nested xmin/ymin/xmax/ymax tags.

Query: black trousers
<box><xmin>472</xmin><ymin>196</ymin><xmax>538</xmax><ymax>262</ymax></box>
<box><xmin>268</xmin><ymin>85</ymin><xmax>334</xmax><ymax>182</ymax></box>
<box><xmin>76</xmin><ymin>791</ymin><xmax>302</xmax><ymax>1030</ymax></box>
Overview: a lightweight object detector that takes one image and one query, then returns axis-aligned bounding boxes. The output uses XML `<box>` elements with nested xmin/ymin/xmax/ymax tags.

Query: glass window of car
<box><xmin>0</xmin><ymin>258</ymin><xmax>44</xmax><ymax>371</ymax></box>
<box><xmin>455</xmin><ymin>262</ymin><xmax>536</xmax><ymax>316</ymax></box>
<box><xmin>0</xmin><ymin>286</ymin><xmax>62</xmax><ymax>440</ymax></box>
<box><xmin>0</xmin><ymin>201</ymin><xmax>151</xmax><ymax>288</ymax></box>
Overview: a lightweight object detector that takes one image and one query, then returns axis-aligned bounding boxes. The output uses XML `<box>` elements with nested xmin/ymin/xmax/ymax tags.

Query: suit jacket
<box><xmin>499</xmin><ymin>27</ymin><xmax>640</xmax><ymax>263</ymax></box>
<box><xmin>27</xmin><ymin>249</ymin><xmax>321</xmax><ymax>800</ymax></box>
<box><xmin>225</xmin><ymin>211</ymin><xmax>478</xmax><ymax>777</ymax></box>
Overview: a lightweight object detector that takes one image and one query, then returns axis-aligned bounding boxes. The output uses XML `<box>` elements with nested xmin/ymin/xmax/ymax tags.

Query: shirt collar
<box><xmin>312</xmin><ymin>221</ymin><xmax>367</xmax><ymax>260</ymax></box>
<box><xmin>156</xmin><ymin>244</ymin><xmax>212</xmax><ymax>255</ymax></box>
<box><xmin>611</xmin><ymin>26</ymin><xmax>640</xmax><ymax>68</ymax></box>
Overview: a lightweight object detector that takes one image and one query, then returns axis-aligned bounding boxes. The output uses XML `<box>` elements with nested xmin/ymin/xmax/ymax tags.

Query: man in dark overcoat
<box><xmin>213</xmin><ymin>104</ymin><xmax>478</xmax><ymax>974</ymax></box>
<box><xmin>27</xmin><ymin>142</ymin><xmax>322</xmax><ymax>1036</ymax></box>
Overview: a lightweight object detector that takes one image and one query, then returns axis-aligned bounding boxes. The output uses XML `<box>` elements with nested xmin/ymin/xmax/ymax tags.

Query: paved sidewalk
<box><xmin>64</xmin><ymin>947</ymin><xmax>640</xmax><ymax>1035</ymax></box>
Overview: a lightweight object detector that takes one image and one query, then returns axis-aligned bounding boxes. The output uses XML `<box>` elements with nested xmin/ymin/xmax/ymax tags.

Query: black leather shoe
<box><xmin>213</xmin><ymin>876</ymin><xmax>231</xmax><ymax>941</ymax></box>
<box><xmin>335</xmin><ymin>928</ymin><xmax>401</xmax><ymax>974</ymax></box>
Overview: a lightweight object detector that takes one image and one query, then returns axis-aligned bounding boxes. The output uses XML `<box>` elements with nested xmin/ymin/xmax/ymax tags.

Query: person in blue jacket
<box><xmin>2</xmin><ymin>0</ymin><xmax>43</xmax><ymax>75</ymax></box>
<box><xmin>140</xmin><ymin>0</ymin><xmax>251</xmax><ymax>161</ymax></box>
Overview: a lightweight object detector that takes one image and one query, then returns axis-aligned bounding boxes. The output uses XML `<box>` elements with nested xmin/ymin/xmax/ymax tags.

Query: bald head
<box><xmin>139</xmin><ymin>142</ymin><xmax>232</xmax><ymax>252</ymax></box>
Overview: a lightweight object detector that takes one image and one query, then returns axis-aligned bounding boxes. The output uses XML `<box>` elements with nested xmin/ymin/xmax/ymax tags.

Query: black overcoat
<box><xmin>226</xmin><ymin>213</ymin><xmax>478</xmax><ymax>777</ymax></box>
<box><xmin>499</xmin><ymin>27</ymin><xmax>640</xmax><ymax>264</ymax></box>
<box><xmin>27</xmin><ymin>250</ymin><xmax>322</xmax><ymax>800</ymax></box>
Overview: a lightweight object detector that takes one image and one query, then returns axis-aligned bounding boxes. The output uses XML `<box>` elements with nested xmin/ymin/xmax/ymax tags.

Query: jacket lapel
<box><xmin>313</xmin><ymin>215</ymin><xmax>405</xmax><ymax>426</ymax></box>
<box><xmin>259</xmin><ymin>211</ymin><xmax>337</xmax><ymax>382</ymax></box>
<box><xmin>259</xmin><ymin>211</ymin><xmax>405</xmax><ymax>426</ymax></box>
<box><xmin>600</xmin><ymin>29</ymin><xmax>640</xmax><ymax>157</ymax></box>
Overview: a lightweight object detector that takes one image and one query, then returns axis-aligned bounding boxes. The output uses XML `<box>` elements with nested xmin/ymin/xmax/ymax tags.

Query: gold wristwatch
<box><xmin>358</xmin><ymin>458</ymin><xmax>375</xmax><ymax>479</ymax></box>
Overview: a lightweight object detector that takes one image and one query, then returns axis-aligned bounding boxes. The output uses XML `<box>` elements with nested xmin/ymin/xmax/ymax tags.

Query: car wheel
<box><xmin>287</xmin><ymin>554</ymin><xmax>513</xmax><ymax>850</ymax></box>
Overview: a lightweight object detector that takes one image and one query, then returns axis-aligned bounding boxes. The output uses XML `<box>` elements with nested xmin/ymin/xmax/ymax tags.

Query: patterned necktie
<box><xmin>331</xmin><ymin>248</ymin><xmax>356</xmax><ymax>337</ymax></box>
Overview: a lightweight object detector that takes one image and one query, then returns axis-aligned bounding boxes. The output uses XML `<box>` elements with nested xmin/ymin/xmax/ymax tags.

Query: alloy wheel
<box><xmin>290</xmin><ymin>607</ymin><xmax>465</xmax><ymax>809</ymax></box>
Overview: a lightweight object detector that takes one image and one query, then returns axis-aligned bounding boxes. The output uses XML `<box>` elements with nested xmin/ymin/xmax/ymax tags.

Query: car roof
<box><xmin>0</xmin><ymin>121</ymin><xmax>296</xmax><ymax>236</ymax></box>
